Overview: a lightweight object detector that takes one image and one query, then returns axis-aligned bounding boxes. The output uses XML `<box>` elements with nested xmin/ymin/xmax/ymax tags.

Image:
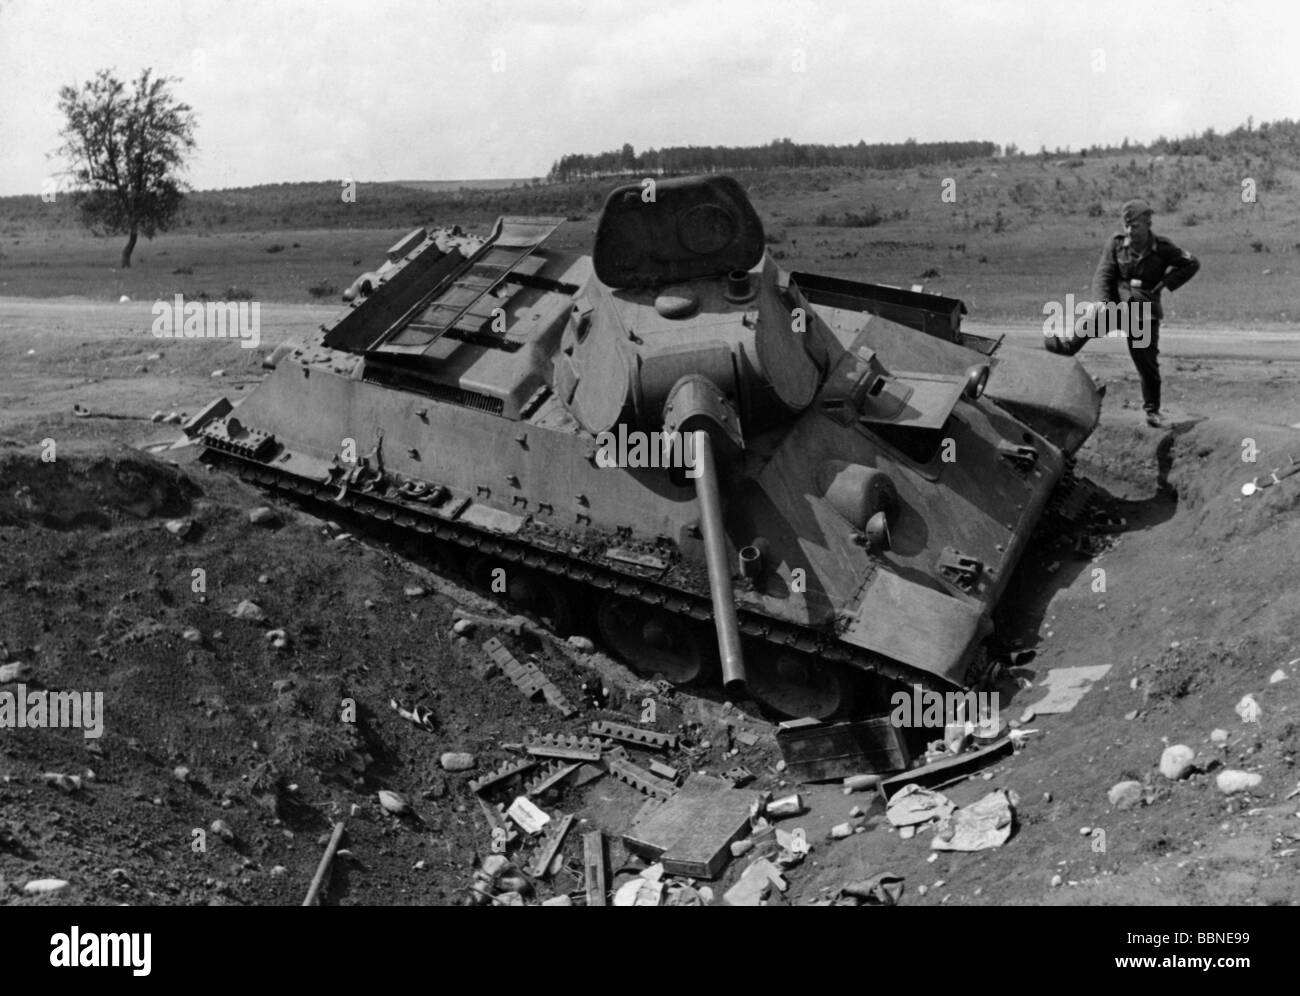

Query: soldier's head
<box><xmin>1122</xmin><ymin>199</ymin><xmax>1153</xmax><ymax>243</ymax></box>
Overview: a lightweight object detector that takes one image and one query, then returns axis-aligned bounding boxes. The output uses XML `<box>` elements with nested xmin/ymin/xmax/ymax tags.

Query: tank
<box><xmin>186</xmin><ymin>175</ymin><xmax>1102</xmax><ymax>719</ymax></box>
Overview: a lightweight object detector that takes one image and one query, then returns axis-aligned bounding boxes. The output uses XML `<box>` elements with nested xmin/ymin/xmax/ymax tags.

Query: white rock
<box><xmin>403</xmin><ymin>585</ymin><xmax>425</xmax><ymax>598</ymax></box>
<box><xmin>264</xmin><ymin>628</ymin><xmax>289</xmax><ymax>650</ymax></box>
<box><xmin>210</xmin><ymin>819</ymin><xmax>235</xmax><ymax>841</ymax></box>
<box><xmin>1107</xmin><ymin>780</ymin><xmax>1143</xmax><ymax>809</ymax></box>
<box><xmin>1050</xmin><ymin>874</ymin><xmax>1062</xmax><ymax>888</ymax></box>
<box><xmin>173</xmin><ymin>766</ymin><xmax>191</xmax><ymax>782</ymax></box>
<box><xmin>1079</xmin><ymin>826</ymin><xmax>1092</xmax><ymax>835</ymax></box>
<box><xmin>378</xmin><ymin>789</ymin><xmax>410</xmax><ymax>814</ymax></box>
<box><xmin>0</xmin><ymin>661</ymin><xmax>34</xmax><ymax>684</ymax></box>
<box><xmin>440</xmin><ymin>752</ymin><xmax>475</xmax><ymax>772</ymax></box>
<box><xmin>1235</xmin><ymin>694</ymin><xmax>1261</xmax><ymax>723</ymax></box>
<box><xmin>211</xmin><ymin>369</ymin><xmax>226</xmax><ymax>378</ymax></box>
<box><xmin>451</xmin><ymin>618</ymin><xmax>475</xmax><ymax>636</ymax></box>
<box><xmin>566</xmin><ymin>635</ymin><xmax>595</xmax><ymax>653</ymax></box>
<box><xmin>1159</xmin><ymin>744</ymin><xmax>1195</xmax><ymax>780</ymax></box>
<box><xmin>150</xmin><ymin>411</ymin><xmax>165</xmax><ymax>423</ymax></box>
<box><xmin>24</xmin><ymin>878</ymin><xmax>70</xmax><ymax>895</ymax></box>
<box><xmin>248</xmin><ymin>506</ymin><xmax>277</xmax><ymax>525</ymax></box>
<box><xmin>182</xmin><ymin>627</ymin><xmax>202</xmax><ymax>643</ymax></box>
<box><xmin>1020</xmin><ymin>707</ymin><xmax>1036</xmax><ymax>723</ymax></box>
<box><xmin>231</xmin><ymin>600</ymin><xmax>265</xmax><ymax>622</ymax></box>
<box><xmin>164</xmin><ymin>518</ymin><xmax>193</xmax><ymax>537</ymax></box>
<box><xmin>1269</xmin><ymin>669</ymin><xmax>1287</xmax><ymax>684</ymax></box>
<box><xmin>1216</xmin><ymin>770</ymin><xmax>1262</xmax><ymax>795</ymax></box>
<box><xmin>830</xmin><ymin>822</ymin><xmax>853</xmax><ymax>839</ymax></box>
<box><xmin>1210</xmin><ymin>728</ymin><xmax>1229</xmax><ymax>745</ymax></box>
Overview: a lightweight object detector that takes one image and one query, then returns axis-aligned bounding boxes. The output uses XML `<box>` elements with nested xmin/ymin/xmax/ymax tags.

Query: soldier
<box><xmin>1091</xmin><ymin>199</ymin><xmax>1200</xmax><ymax>427</ymax></box>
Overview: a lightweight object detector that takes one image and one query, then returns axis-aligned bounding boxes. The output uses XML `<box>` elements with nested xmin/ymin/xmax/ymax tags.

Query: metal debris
<box><xmin>529</xmin><ymin>814</ymin><xmax>575</xmax><ymax>878</ymax></box>
<box><xmin>589</xmin><ymin>719</ymin><xmax>678</xmax><ymax>751</ymax></box>
<box><xmin>524</xmin><ymin>733</ymin><xmax>609</xmax><ymax>761</ymax></box>
<box><xmin>483</xmin><ymin>637</ymin><xmax>577</xmax><ymax>717</ymax></box>
<box><xmin>468</xmin><ymin>758</ymin><xmax>535</xmax><ymax>794</ymax></box>
<box><xmin>524</xmin><ymin>761</ymin><xmax>580</xmax><ymax>797</ymax></box>
<box><xmin>606</xmin><ymin>754</ymin><xmax>678</xmax><ymax>800</ymax></box>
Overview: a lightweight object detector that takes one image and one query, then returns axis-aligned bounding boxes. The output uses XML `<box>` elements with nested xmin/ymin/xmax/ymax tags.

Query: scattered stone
<box><xmin>439</xmin><ymin>752</ymin><xmax>475</xmax><ymax>772</ymax></box>
<box><xmin>1107</xmin><ymin>780</ymin><xmax>1143</xmax><ymax>810</ymax></box>
<box><xmin>23</xmin><ymin>878</ymin><xmax>70</xmax><ymax>895</ymax></box>
<box><xmin>264</xmin><ymin>628</ymin><xmax>289</xmax><ymax>650</ymax></box>
<box><xmin>1159</xmin><ymin>744</ymin><xmax>1195</xmax><ymax>780</ymax></box>
<box><xmin>1079</xmin><ymin>826</ymin><xmax>1091</xmax><ymax>836</ymax></box>
<box><xmin>150</xmin><ymin>411</ymin><xmax>165</xmax><ymax>423</ymax></box>
<box><xmin>1269</xmin><ymin>668</ymin><xmax>1287</xmax><ymax>684</ymax></box>
<box><xmin>1235</xmin><ymin>694</ymin><xmax>1261</xmax><ymax>724</ymax></box>
<box><xmin>831</xmin><ymin>822</ymin><xmax>853</xmax><ymax>839</ymax></box>
<box><xmin>42</xmin><ymin>772</ymin><xmax>82</xmax><ymax>793</ymax></box>
<box><xmin>775</xmin><ymin>760</ymin><xmax>786</xmax><ymax>773</ymax></box>
<box><xmin>258</xmin><ymin>574</ymin><xmax>270</xmax><ymax>585</ymax></box>
<box><xmin>451</xmin><ymin>618</ymin><xmax>475</xmax><ymax>637</ymax></box>
<box><xmin>211</xmin><ymin>369</ymin><xmax>226</xmax><ymax>378</ymax></box>
<box><xmin>210</xmin><ymin>819</ymin><xmax>236</xmax><ymax>842</ymax></box>
<box><xmin>378</xmin><ymin>790</ymin><xmax>410</xmax><ymax>815</ymax></box>
<box><xmin>403</xmin><ymin>585</ymin><xmax>425</xmax><ymax>599</ymax></box>
<box><xmin>248</xmin><ymin>506</ymin><xmax>278</xmax><ymax>526</ymax></box>
<box><xmin>1043</xmin><ymin>791</ymin><xmax>1052</xmax><ymax>803</ymax></box>
<box><xmin>766</xmin><ymin>793</ymin><xmax>804</xmax><ymax>817</ymax></box>
<box><xmin>270</xmin><ymin>866</ymin><xmax>287</xmax><ymax>877</ymax></box>
<box><xmin>1020</xmin><ymin>707</ymin><xmax>1036</xmax><ymax>723</ymax></box>
<box><xmin>164</xmin><ymin>518</ymin><xmax>193</xmax><ymax>538</ymax></box>
<box><xmin>1216</xmin><ymin>770</ymin><xmax>1262</xmax><ymax>795</ymax></box>
<box><xmin>173</xmin><ymin>766</ymin><xmax>191</xmax><ymax>783</ymax></box>
<box><xmin>1210</xmin><ymin>728</ymin><xmax>1229</xmax><ymax>745</ymax></box>
<box><xmin>1124</xmin><ymin>710</ymin><xmax>1140</xmax><ymax>721</ymax></box>
<box><xmin>1050</xmin><ymin>874</ymin><xmax>1062</xmax><ymax>888</ymax></box>
<box><xmin>0</xmin><ymin>661</ymin><xmax>34</xmax><ymax>684</ymax></box>
<box><xmin>730</xmin><ymin>839</ymin><xmax>755</xmax><ymax>857</ymax></box>
<box><xmin>566</xmin><ymin>635</ymin><xmax>595</xmax><ymax>653</ymax></box>
<box><xmin>849</xmin><ymin>806</ymin><xmax>863</xmax><ymax>818</ymax></box>
<box><xmin>182</xmin><ymin>627</ymin><xmax>202</xmax><ymax>643</ymax></box>
<box><xmin>163</xmin><ymin>412</ymin><xmax>183</xmax><ymax>425</ymax></box>
<box><xmin>231</xmin><ymin>600</ymin><xmax>265</xmax><ymax>622</ymax></box>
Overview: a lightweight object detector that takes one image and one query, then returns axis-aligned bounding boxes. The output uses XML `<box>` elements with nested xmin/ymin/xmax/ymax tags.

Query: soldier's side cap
<box><xmin>1122</xmin><ymin>199</ymin><xmax>1153</xmax><ymax>222</ymax></box>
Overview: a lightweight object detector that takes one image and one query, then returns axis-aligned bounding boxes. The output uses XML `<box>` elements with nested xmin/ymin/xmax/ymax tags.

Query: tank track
<box><xmin>203</xmin><ymin>449</ymin><xmax>962</xmax><ymax>695</ymax></box>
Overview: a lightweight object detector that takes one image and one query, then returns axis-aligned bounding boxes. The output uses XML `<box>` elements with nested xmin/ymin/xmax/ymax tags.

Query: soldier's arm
<box><xmin>1154</xmin><ymin>238</ymin><xmax>1200</xmax><ymax>292</ymax></box>
<box><xmin>1091</xmin><ymin>237</ymin><xmax>1119</xmax><ymax>302</ymax></box>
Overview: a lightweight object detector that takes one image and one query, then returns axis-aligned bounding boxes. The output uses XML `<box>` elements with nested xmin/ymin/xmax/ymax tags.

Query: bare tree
<box><xmin>55</xmin><ymin>68</ymin><xmax>197</xmax><ymax>268</ymax></box>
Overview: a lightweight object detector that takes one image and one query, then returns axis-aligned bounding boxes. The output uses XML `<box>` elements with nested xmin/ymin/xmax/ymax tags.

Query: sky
<box><xmin>1</xmin><ymin>0</ymin><xmax>1297</xmax><ymax>195</ymax></box>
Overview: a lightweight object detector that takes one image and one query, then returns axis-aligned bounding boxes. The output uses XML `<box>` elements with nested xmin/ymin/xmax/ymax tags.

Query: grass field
<box><xmin>2</xmin><ymin>152</ymin><xmax>1296</xmax><ymax>324</ymax></box>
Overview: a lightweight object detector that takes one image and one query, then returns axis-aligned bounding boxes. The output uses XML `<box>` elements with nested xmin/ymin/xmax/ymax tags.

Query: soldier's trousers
<box><xmin>1127</xmin><ymin>318</ymin><xmax>1160</xmax><ymax>413</ymax></box>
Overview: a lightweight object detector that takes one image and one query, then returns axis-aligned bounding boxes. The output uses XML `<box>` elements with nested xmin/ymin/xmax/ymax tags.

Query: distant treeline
<box><xmin>1009</xmin><ymin>117</ymin><xmax>1300</xmax><ymax>161</ymax></box>
<box><xmin>4</xmin><ymin>117</ymin><xmax>1295</xmax><ymax>236</ymax></box>
<box><xmin>548</xmin><ymin>138</ymin><xmax>998</xmax><ymax>181</ymax></box>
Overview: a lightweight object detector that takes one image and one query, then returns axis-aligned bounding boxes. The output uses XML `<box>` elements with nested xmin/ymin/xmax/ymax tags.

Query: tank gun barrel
<box><xmin>691</xmin><ymin>428</ymin><xmax>746</xmax><ymax>694</ymax></box>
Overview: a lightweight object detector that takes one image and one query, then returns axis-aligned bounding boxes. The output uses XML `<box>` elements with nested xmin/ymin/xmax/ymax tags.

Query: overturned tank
<box><xmin>187</xmin><ymin>175</ymin><xmax>1101</xmax><ymax>718</ymax></box>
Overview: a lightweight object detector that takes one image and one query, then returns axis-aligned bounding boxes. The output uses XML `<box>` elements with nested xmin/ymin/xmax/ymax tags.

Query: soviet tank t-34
<box><xmin>187</xmin><ymin>175</ymin><xmax>1101</xmax><ymax>719</ymax></box>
